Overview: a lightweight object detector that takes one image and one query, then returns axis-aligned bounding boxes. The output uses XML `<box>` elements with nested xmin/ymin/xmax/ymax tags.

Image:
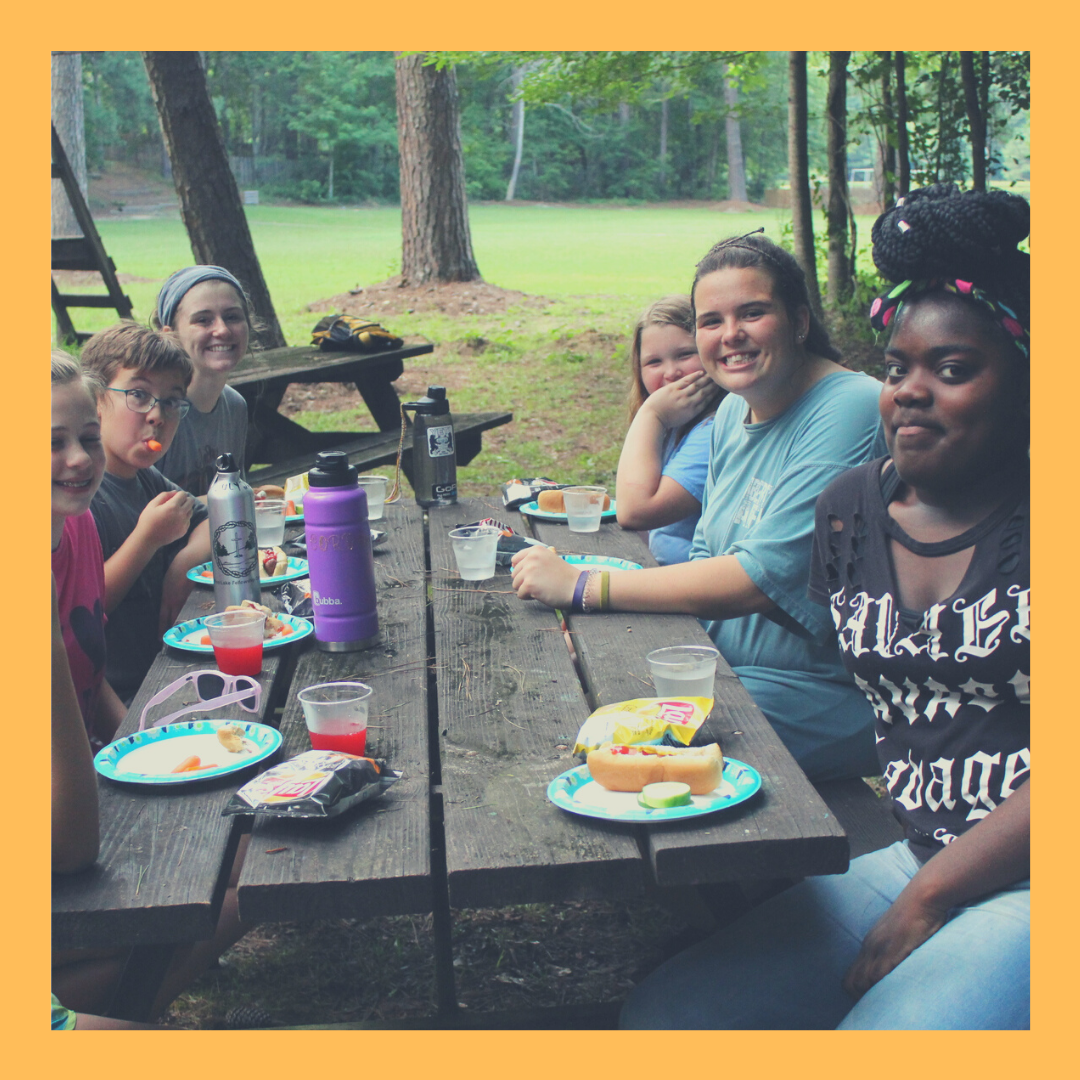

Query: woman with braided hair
<box><xmin>621</xmin><ymin>184</ymin><xmax>1030</xmax><ymax>1030</ymax></box>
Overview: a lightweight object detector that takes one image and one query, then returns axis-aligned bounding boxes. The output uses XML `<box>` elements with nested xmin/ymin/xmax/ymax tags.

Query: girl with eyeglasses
<box><xmin>81</xmin><ymin>322</ymin><xmax>211</xmax><ymax>704</ymax></box>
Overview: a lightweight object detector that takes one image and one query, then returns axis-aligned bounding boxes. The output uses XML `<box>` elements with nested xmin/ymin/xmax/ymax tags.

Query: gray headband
<box><xmin>155</xmin><ymin>265</ymin><xmax>247</xmax><ymax>329</ymax></box>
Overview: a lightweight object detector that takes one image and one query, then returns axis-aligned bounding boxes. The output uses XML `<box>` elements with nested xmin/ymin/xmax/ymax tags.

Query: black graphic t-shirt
<box><xmin>809</xmin><ymin>459</ymin><xmax>1029</xmax><ymax>860</ymax></box>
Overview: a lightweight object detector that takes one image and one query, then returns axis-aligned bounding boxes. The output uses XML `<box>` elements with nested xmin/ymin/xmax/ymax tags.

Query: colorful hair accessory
<box><xmin>868</xmin><ymin>277</ymin><xmax>1029</xmax><ymax>359</ymax></box>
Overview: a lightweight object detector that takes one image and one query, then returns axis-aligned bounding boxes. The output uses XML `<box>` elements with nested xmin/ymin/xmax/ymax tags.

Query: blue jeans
<box><xmin>620</xmin><ymin>842</ymin><xmax>1029</xmax><ymax>1030</ymax></box>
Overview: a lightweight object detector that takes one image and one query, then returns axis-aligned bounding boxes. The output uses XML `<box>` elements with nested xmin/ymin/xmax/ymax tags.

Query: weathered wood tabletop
<box><xmin>55</xmin><ymin>494</ymin><xmax>851</xmax><ymax>1021</ymax></box>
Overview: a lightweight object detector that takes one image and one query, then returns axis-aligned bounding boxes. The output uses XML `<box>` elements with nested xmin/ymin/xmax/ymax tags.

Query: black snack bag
<box><xmin>223</xmin><ymin>750</ymin><xmax>400</xmax><ymax>819</ymax></box>
<box><xmin>499</xmin><ymin>477</ymin><xmax>566</xmax><ymax>511</ymax></box>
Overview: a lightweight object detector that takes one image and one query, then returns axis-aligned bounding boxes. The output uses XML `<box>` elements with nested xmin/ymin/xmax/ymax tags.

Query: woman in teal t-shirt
<box><xmin>512</xmin><ymin>232</ymin><xmax>882</xmax><ymax>781</ymax></box>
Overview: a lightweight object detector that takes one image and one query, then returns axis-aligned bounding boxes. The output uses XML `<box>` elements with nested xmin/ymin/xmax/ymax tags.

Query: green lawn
<box><xmin>69</xmin><ymin>204</ymin><xmax>882</xmax><ymax>344</ymax></box>
<box><xmin>59</xmin><ymin>203</ymin><xmax>884</xmax><ymax>497</ymax></box>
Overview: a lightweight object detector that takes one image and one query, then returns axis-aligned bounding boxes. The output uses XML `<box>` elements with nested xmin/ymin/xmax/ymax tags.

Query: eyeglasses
<box><xmin>107</xmin><ymin>386</ymin><xmax>191</xmax><ymax>420</ymax></box>
<box><xmin>138</xmin><ymin>669</ymin><xmax>262</xmax><ymax>731</ymax></box>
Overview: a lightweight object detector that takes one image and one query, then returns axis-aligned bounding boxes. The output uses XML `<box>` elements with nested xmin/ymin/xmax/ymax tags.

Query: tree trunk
<box><xmin>506</xmin><ymin>67</ymin><xmax>526</xmax><ymax>201</ymax></box>
<box><xmin>659</xmin><ymin>98</ymin><xmax>669</xmax><ymax>188</ymax></box>
<box><xmin>52</xmin><ymin>52</ymin><xmax>87</xmax><ymax>238</ymax></box>
<box><xmin>723</xmin><ymin>65</ymin><xmax>747</xmax><ymax>202</ymax></box>
<box><xmin>826</xmin><ymin>51</ymin><xmax>852</xmax><ymax>308</ymax></box>
<box><xmin>960</xmin><ymin>51</ymin><xmax>987</xmax><ymax>191</ymax></box>
<box><xmin>895</xmin><ymin>52</ymin><xmax>910</xmax><ymax>196</ymax></box>
<box><xmin>878</xmin><ymin>52</ymin><xmax>896</xmax><ymax>208</ymax></box>
<box><xmin>787</xmin><ymin>52</ymin><xmax>821</xmax><ymax>316</ymax></box>
<box><xmin>395</xmin><ymin>53</ymin><xmax>481</xmax><ymax>285</ymax></box>
<box><xmin>142</xmin><ymin>51</ymin><xmax>285</xmax><ymax>347</ymax></box>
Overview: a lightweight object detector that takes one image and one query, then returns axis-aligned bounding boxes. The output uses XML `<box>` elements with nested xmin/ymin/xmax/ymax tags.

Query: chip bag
<box><xmin>572</xmin><ymin>697</ymin><xmax>711</xmax><ymax>759</ymax></box>
<box><xmin>222</xmin><ymin>750</ymin><xmax>400</xmax><ymax>819</ymax></box>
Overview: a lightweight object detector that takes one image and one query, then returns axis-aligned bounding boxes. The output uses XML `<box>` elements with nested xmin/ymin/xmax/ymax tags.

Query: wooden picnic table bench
<box><xmin>228</xmin><ymin>343</ymin><xmax>512</xmax><ymax>486</ymax></box>
<box><xmin>54</xmin><ymin>496</ymin><xmax>900</xmax><ymax>1026</ymax></box>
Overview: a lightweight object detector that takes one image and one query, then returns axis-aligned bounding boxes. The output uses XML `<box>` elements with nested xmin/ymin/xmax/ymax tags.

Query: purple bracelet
<box><xmin>571</xmin><ymin>570</ymin><xmax>589</xmax><ymax>613</ymax></box>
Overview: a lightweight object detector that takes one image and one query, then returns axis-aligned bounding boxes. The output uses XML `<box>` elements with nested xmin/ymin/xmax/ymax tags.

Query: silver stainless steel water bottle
<box><xmin>403</xmin><ymin>386</ymin><xmax>457</xmax><ymax>507</ymax></box>
<box><xmin>207</xmin><ymin>453</ymin><xmax>260</xmax><ymax>611</ymax></box>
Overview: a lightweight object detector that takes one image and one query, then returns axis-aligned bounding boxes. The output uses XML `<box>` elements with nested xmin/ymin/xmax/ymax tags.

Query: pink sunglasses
<box><xmin>138</xmin><ymin>669</ymin><xmax>262</xmax><ymax>731</ymax></box>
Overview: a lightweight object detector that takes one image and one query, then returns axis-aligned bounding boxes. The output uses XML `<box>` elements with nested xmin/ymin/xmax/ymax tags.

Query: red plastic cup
<box><xmin>297</xmin><ymin>681</ymin><xmax>373</xmax><ymax>756</ymax></box>
<box><xmin>204</xmin><ymin>610</ymin><xmax>267</xmax><ymax>676</ymax></box>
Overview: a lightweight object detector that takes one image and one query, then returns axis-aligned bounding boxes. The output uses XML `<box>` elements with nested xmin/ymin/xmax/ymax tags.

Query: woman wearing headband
<box><xmin>621</xmin><ymin>184</ymin><xmax>1030</xmax><ymax>1030</ymax></box>
<box><xmin>153</xmin><ymin>266</ymin><xmax>256</xmax><ymax>497</ymax></box>
<box><xmin>513</xmin><ymin>232</ymin><xmax>885</xmax><ymax>781</ymax></box>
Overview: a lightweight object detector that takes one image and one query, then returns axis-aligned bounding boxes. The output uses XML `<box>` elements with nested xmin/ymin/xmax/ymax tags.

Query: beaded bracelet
<box><xmin>581</xmin><ymin>569</ymin><xmax>602</xmax><ymax>613</ymax></box>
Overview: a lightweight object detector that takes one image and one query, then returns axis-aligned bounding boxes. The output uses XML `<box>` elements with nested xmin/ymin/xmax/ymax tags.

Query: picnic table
<box><xmin>53</xmin><ymin>496</ymin><xmax>900</xmax><ymax>1026</ymax></box>
<box><xmin>227</xmin><ymin>343</ymin><xmax>512</xmax><ymax>488</ymax></box>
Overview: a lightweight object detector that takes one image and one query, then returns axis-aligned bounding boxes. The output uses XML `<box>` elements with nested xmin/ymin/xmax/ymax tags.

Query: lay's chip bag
<box><xmin>572</xmin><ymin>697</ymin><xmax>711</xmax><ymax>760</ymax></box>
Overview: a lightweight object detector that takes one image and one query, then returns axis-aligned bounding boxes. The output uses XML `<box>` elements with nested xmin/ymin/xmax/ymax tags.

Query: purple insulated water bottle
<box><xmin>304</xmin><ymin>451</ymin><xmax>379</xmax><ymax>652</ymax></box>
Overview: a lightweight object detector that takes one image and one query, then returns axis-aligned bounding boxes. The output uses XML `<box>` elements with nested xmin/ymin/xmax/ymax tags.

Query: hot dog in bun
<box><xmin>586</xmin><ymin>742</ymin><xmax>723</xmax><ymax>794</ymax></box>
<box><xmin>537</xmin><ymin>489</ymin><xmax>612</xmax><ymax>514</ymax></box>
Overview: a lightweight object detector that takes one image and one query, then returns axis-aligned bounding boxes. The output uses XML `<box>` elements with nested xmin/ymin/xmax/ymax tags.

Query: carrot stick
<box><xmin>171</xmin><ymin>755</ymin><xmax>201</xmax><ymax>773</ymax></box>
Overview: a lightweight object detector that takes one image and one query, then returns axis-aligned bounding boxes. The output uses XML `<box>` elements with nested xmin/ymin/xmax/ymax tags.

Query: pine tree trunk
<box><xmin>52</xmin><ymin>52</ymin><xmax>87</xmax><ymax>238</ymax></box>
<box><xmin>960</xmin><ymin>51</ymin><xmax>987</xmax><ymax>191</ymax></box>
<box><xmin>395</xmin><ymin>53</ymin><xmax>481</xmax><ymax>285</ymax></box>
<box><xmin>826</xmin><ymin>51</ymin><xmax>853</xmax><ymax>307</ymax></box>
<box><xmin>787</xmin><ymin>52</ymin><xmax>821</xmax><ymax>316</ymax></box>
<box><xmin>878</xmin><ymin>52</ymin><xmax>897</xmax><ymax>208</ymax></box>
<box><xmin>723</xmin><ymin>65</ymin><xmax>747</xmax><ymax>202</ymax></box>
<box><xmin>895</xmin><ymin>52</ymin><xmax>910</xmax><ymax>196</ymax></box>
<box><xmin>506</xmin><ymin>67</ymin><xmax>526</xmax><ymax>201</ymax></box>
<box><xmin>659</xmin><ymin>98</ymin><xmax>669</xmax><ymax>188</ymax></box>
<box><xmin>142</xmin><ymin>51</ymin><xmax>285</xmax><ymax>347</ymax></box>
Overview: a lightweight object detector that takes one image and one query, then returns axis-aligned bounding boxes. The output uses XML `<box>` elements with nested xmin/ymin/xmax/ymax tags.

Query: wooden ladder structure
<box><xmin>51</xmin><ymin>123</ymin><xmax>133</xmax><ymax>345</ymax></box>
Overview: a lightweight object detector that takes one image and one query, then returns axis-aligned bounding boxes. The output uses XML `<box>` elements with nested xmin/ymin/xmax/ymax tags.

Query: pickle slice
<box><xmin>637</xmin><ymin>781</ymin><xmax>692</xmax><ymax>809</ymax></box>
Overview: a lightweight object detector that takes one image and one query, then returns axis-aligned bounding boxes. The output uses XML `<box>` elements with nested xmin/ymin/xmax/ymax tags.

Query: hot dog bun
<box><xmin>586</xmin><ymin>742</ymin><xmax>723</xmax><ymax>794</ymax></box>
<box><xmin>537</xmin><ymin>490</ymin><xmax>612</xmax><ymax>513</ymax></box>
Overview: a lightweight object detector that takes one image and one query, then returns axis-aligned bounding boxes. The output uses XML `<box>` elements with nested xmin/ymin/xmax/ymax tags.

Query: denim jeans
<box><xmin>620</xmin><ymin>842</ymin><xmax>1029</xmax><ymax>1030</ymax></box>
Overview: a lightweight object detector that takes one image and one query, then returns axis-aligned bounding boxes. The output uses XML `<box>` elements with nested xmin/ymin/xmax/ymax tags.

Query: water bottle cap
<box><xmin>308</xmin><ymin>450</ymin><xmax>359</xmax><ymax>487</ymax></box>
<box><xmin>215</xmin><ymin>453</ymin><xmax>238</xmax><ymax>473</ymax></box>
<box><xmin>403</xmin><ymin>385</ymin><xmax>450</xmax><ymax>416</ymax></box>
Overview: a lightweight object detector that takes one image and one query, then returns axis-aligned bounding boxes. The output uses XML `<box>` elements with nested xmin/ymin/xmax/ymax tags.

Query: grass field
<box><xmin>61</xmin><ymin>203</ymin><xmax>884</xmax><ymax>497</ymax></box>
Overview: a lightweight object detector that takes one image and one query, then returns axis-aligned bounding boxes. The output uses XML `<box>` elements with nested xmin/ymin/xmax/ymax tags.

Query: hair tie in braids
<box><xmin>869</xmin><ymin>277</ymin><xmax>1029</xmax><ymax>359</ymax></box>
<box><xmin>868</xmin><ymin>184</ymin><xmax>1030</xmax><ymax>358</ymax></box>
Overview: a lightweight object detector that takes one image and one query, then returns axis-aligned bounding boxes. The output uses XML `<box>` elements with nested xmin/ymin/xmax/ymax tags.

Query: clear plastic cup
<box><xmin>448</xmin><ymin>525</ymin><xmax>501</xmax><ymax>581</ymax></box>
<box><xmin>298</xmin><ymin>681</ymin><xmax>373</xmax><ymax>756</ymax></box>
<box><xmin>562</xmin><ymin>486</ymin><xmax>608</xmax><ymax>533</ymax></box>
<box><xmin>255</xmin><ymin>498</ymin><xmax>287</xmax><ymax>547</ymax></box>
<box><xmin>204</xmin><ymin>609</ymin><xmax>267</xmax><ymax>676</ymax></box>
<box><xmin>356</xmin><ymin>475</ymin><xmax>388</xmax><ymax>520</ymax></box>
<box><xmin>646</xmin><ymin>645</ymin><xmax>720</xmax><ymax>700</ymax></box>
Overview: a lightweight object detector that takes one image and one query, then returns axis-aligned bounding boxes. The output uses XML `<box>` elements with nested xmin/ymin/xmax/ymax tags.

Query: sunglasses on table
<box><xmin>138</xmin><ymin>670</ymin><xmax>262</xmax><ymax>731</ymax></box>
<box><xmin>107</xmin><ymin>386</ymin><xmax>191</xmax><ymax>420</ymax></box>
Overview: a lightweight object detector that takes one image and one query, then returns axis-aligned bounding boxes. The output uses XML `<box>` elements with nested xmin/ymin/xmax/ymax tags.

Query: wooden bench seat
<box><xmin>812</xmin><ymin>778</ymin><xmax>904</xmax><ymax>859</ymax></box>
<box><xmin>246</xmin><ymin>410</ymin><xmax>512</xmax><ymax>488</ymax></box>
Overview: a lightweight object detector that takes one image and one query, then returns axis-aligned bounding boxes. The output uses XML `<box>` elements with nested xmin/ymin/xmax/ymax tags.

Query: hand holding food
<box><xmin>139</xmin><ymin>489</ymin><xmax>195</xmax><ymax>547</ymax></box>
<box><xmin>510</xmin><ymin>544</ymin><xmax>581</xmax><ymax>608</ymax></box>
<box><xmin>537</xmin><ymin>489</ymin><xmax>612</xmax><ymax>514</ymax></box>
<box><xmin>586</xmin><ymin>742</ymin><xmax>724</xmax><ymax>794</ymax></box>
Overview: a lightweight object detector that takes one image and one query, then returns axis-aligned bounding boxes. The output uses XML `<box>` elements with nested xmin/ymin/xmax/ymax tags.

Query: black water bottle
<box><xmin>403</xmin><ymin>386</ymin><xmax>458</xmax><ymax>507</ymax></box>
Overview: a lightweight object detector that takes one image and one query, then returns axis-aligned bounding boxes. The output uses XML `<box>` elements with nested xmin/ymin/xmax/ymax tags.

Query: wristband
<box><xmin>571</xmin><ymin>570</ymin><xmax>589</xmax><ymax>613</ymax></box>
<box><xmin>581</xmin><ymin>569</ymin><xmax>601</xmax><ymax>613</ymax></box>
<box><xmin>599</xmin><ymin>570</ymin><xmax>610</xmax><ymax>612</ymax></box>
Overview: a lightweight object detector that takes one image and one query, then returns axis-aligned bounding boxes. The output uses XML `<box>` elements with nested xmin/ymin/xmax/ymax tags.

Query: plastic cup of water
<box><xmin>562</xmin><ymin>486</ymin><xmax>607</xmax><ymax>533</ymax></box>
<box><xmin>356</xmin><ymin>475</ymin><xmax>388</xmax><ymax>520</ymax></box>
<box><xmin>255</xmin><ymin>499</ymin><xmax>287</xmax><ymax>547</ymax></box>
<box><xmin>298</xmin><ymin>681</ymin><xmax>373</xmax><ymax>756</ymax></box>
<box><xmin>448</xmin><ymin>525</ymin><xmax>501</xmax><ymax>581</ymax></box>
<box><xmin>646</xmin><ymin>645</ymin><xmax>720</xmax><ymax>700</ymax></box>
<box><xmin>204</xmin><ymin>609</ymin><xmax>267</xmax><ymax>676</ymax></box>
